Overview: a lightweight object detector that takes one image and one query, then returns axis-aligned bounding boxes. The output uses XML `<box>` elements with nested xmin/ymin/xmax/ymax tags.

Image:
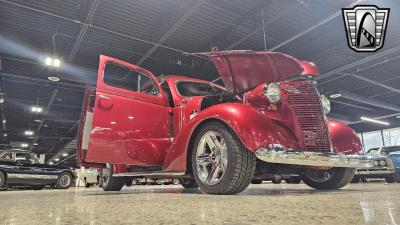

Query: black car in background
<box><xmin>0</xmin><ymin>149</ymin><xmax>76</xmax><ymax>190</ymax></box>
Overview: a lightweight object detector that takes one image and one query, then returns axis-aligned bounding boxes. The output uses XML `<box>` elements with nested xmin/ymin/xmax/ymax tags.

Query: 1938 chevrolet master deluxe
<box><xmin>78</xmin><ymin>50</ymin><xmax>371</xmax><ymax>194</ymax></box>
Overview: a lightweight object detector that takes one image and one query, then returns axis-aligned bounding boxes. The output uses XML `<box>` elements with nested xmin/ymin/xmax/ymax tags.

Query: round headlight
<box><xmin>264</xmin><ymin>83</ymin><xmax>281</xmax><ymax>104</ymax></box>
<box><xmin>373</xmin><ymin>160</ymin><xmax>380</xmax><ymax>166</ymax></box>
<box><xmin>320</xmin><ymin>95</ymin><xmax>331</xmax><ymax>114</ymax></box>
<box><xmin>379</xmin><ymin>160</ymin><xmax>386</xmax><ymax>166</ymax></box>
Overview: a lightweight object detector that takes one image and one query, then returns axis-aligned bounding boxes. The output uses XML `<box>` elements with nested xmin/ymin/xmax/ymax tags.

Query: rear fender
<box><xmin>163</xmin><ymin>103</ymin><xmax>299</xmax><ymax>171</ymax></box>
<box><xmin>328</xmin><ymin>120</ymin><xmax>362</xmax><ymax>154</ymax></box>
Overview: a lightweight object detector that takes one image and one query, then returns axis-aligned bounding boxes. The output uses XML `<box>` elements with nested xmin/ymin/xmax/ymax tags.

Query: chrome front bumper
<box><xmin>255</xmin><ymin>148</ymin><xmax>373</xmax><ymax>168</ymax></box>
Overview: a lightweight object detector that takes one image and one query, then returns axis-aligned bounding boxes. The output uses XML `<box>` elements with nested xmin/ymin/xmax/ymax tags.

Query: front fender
<box><xmin>163</xmin><ymin>103</ymin><xmax>299</xmax><ymax>171</ymax></box>
<box><xmin>328</xmin><ymin>120</ymin><xmax>362</xmax><ymax>154</ymax></box>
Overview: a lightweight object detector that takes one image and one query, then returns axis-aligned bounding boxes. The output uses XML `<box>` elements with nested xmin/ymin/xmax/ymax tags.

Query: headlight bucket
<box><xmin>264</xmin><ymin>83</ymin><xmax>281</xmax><ymax>104</ymax></box>
<box><xmin>379</xmin><ymin>160</ymin><xmax>386</xmax><ymax>166</ymax></box>
<box><xmin>320</xmin><ymin>95</ymin><xmax>331</xmax><ymax>114</ymax></box>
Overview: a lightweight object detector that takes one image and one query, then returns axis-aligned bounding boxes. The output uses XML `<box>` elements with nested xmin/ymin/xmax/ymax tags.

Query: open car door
<box><xmin>80</xmin><ymin>55</ymin><xmax>171</xmax><ymax>167</ymax></box>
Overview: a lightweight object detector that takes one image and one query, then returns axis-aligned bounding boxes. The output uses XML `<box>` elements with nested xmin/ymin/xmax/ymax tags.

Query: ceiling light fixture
<box><xmin>49</xmin><ymin>162</ymin><xmax>54</xmax><ymax>165</ymax></box>
<box><xmin>31</xmin><ymin>106</ymin><xmax>43</xmax><ymax>113</ymax></box>
<box><xmin>33</xmin><ymin>143</ymin><xmax>39</xmax><ymax>146</ymax></box>
<box><xmin>0</xmin><ymin>93</ymin><xmax>5</xmax><ymax>104</ymax></box>
<box><xmin>330</xmin><ymin>93</ymin><xmax>342</xmax><ymax>99</ymax></box>
<box><xmin>21</xmin><ymin>143</ymin><xmax>29</xmax><ymax>148</ymax></box>
<box><xmin>44</xmin><ymin>57</ymin><xmax>61</xmax><ymax>68</ymax></box>
<box><xmin>54</xmin><ymin>158</ymin><xmax>60</xmax><ymax>162</ymax></box>
<box><xmin>2</xmin><ymin>119</ymin><xmax>5</xmax><ymax>124</ymax></box>
<box><xmin>24</xmin><ymin>130</ymin><xmax>34</xmax><ymax>136</ymax></box>
<box><xmin>360</xmin><ymin>117</ymin><xmax>389</xmax><ymax>126</ymax></box>
<box><xmin>3</xmin><ymin>133</ymin><xmax>7</xmax><ymax>137</ymax></box>
<box><xmin>62</xmin><ymin>153</ymin><xmax>68</xmax><ymax>157</ymax></box>
<box><xmin>47</xmin><ymin>76</ymin><xmax>60</xmax><ymax>82</ymax></box>
<box><xmin>45</xmin><ymin>57</ymin><xmax>52</xmax><ymax>66</ymax></box>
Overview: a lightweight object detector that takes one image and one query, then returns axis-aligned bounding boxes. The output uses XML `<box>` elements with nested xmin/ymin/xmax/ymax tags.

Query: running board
<box><xmin>113</xmin><ymin>171</ymin><xmax>185</xmax><ymax>177</ymax></box>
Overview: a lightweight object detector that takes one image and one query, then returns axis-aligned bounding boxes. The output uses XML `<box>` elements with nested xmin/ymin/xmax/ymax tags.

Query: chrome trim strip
<box><xmin>356</xmin><ymin>169</ymin><xmax>394</xmax><ymax>175</ymax></box>
<box><xmin>7</xmin><ymin>174</ymin><xmax>58</xmax><ymax>180</ymax></box>
<box><xmin>255</xmin><ymin>148</ymin><xmax>373</xmax><ymax>168</ymax></box>
<box><xmin>113</xmin><ymin>171</ymin><xmax>185</xmax><ymax>177</ymax></box>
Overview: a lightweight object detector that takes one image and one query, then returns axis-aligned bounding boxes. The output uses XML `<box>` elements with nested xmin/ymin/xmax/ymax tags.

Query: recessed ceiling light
<box><xmin>2</xmin><ymin>119</ymin><xmax>5</xmax><ymax>124</ymax></box>
<box><xmin>33</xmin><ymin>143</ymin><xmax>39</xmax><ymax>146</ymax></box>
<box><xmin>62</xmin><ymin>153</ymin><xmax>68</xmax><ymax>157</ymax></box>
<box><xmin>48</xmin><ymin>76</ymin><xmax>60</xmax><ymax>82</ymax></box>
<box><xmin>396</xmin><ymin>115</ymin><xmax>400</xmax><ymax>119</ymax></box>
<box><xmin>34</xmin><ymin>119</ymin><xmax>42</xmax><ymax>123</ymax></box>
<box><xmin>3</xmin><ymin>133</ymin><xmax>7</xmax><ymax>137</ymax></box>
<box><xmin>54</xmin><ymin>158</ymin><xmax>60</xmax><ymax>162</ymax></box>
<box><xmin>49</xmin><ymin>162</ymin><xmax>54</xmax><ymax>165</ymax></box>
<box><xmin>330</xmin><ymin>93</ymin><xmax>342</xmax><ymax>99</ymax></box>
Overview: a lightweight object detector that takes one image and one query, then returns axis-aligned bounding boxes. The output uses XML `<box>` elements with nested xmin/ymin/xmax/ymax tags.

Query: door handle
<box><xmin>98</xmin><ymin>95</ymin><xmax>113</xmax><ymax>109</ymax></box>
<box><xmin>99</xmin><ymin>95</ymin><xmax>112</xmax><ymax>100</ymax></box>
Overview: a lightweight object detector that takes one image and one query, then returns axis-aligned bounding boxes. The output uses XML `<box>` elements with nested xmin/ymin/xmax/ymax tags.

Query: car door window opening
<box><xmin>103</xmin><ymin>63</ymin><xmax>159</xmax><ymax>96</ymax></box>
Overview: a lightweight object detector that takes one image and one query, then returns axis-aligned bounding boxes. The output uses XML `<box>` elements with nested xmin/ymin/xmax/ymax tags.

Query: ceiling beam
<box><xmin>198</xmin><ymin>0</ymin><xmax>270</xmax><ymax>51</ymax></box>
<box><xmin>136</xmin><ymin>0</ymin><xmax>206</xmax><ymax>66</ymax></box>
<box><xmin>48</xmin><ymin>121</ymin><xmax>79</xmax><ymax>153</ymax></box>
<box><xmin>336</xmin><ymin>72</ymin><xmax>400</xmax><ymax>95</ymax></box>
<box><xmin>0</xmin><ymin>0</ymin><xmax>208</xmax><ymax>61</ymax></box>
<box><xmin>67</xmin><ymin>0</ymin><xmax>101</xmax><ymax>62</ymax></box>
<box><xmin>269</xmin><ymin>0</ymin><xmax>362</xmax><ymax>51</ymax></box>
<box><xmin>316</xmin><ymin>45</ymin><xmax>400</xmax><ymax>81</ymax></box>
<box><xmin>29</xmin><ymin>88</ymin><xmax>58</xmax><ymax>150</ymax></box>
<box><xmin>338</xmin><ymin>90</ymin><xmax>400</xmax><ymax>112</ymax></box>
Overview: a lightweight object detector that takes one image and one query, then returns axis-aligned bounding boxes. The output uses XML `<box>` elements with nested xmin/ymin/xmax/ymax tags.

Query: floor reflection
<box><xmin>0</xmin><ymin>182</ymin><xmax>399</xmax><ymax>225</ymax></box>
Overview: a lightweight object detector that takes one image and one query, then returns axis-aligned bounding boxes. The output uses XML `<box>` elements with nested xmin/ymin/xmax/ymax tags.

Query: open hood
<box><xmin>198</xmin><ymin>51</ymin><xmax>316</xmax><ymax>94</ymax></box>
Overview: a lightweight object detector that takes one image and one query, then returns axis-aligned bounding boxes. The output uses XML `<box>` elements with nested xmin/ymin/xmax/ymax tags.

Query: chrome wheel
<box><xmin>59</xmin><ymin>174</ymin><xmax>71</xmax><ymax>187</ymax></box>
<box><xmin>304</xmin><ymin>168</ymin><xmax>335</xmax><ymax>182</ymax></box>
<box><xmin>196</xmin><ymin>130</ymin><xmax>228</xmax><ymax>185</ymax></box>
<box><xmin>102</xmin><ymin>164</ymin><xmax>111</xmax><ymax>185</ymax></box>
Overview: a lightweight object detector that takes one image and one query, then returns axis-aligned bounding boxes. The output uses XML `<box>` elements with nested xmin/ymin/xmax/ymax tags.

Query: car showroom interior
<box><xmin>0</xmin><ymin>0</ymin><xmax>399</xmax><ymax>224</ymax></box>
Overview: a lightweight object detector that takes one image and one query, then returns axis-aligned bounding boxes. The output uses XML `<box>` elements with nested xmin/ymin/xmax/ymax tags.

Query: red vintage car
<box><xmin>78</xmin><ymin>50</ymin><xmax>371</xmax><ymax>194</ymax></box>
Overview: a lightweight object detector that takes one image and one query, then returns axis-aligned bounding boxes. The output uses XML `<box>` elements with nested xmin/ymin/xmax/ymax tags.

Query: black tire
<box><xmin>271</xmin><ymin>177</ymin><xmax>282</xmax><ymax>184</ymax></box>
<box><xmin>179</xmin><ymin>178</ymin><xmax>198</xmax><ymax>188</ymax></box>
<box><xmin>350</xmin><ymin>176</ymin><xmax>360</xmax><ymax>183</ymax></box>
<box><xmin>0</xmin><ymin>171</ymin><xmax>5</xmax><ymax>188</ymax></box>
<box><xmin>125</xmin><ymin>177</ymin><xmax>134</xmax><ymax>187</ymax></box>
<box><xmin>55</xmin><ymin>172</ymin><xmax>73</xmax><ymax>189</ymax></box>
<box><xmin>191</xmin><ymin>122</ymin><xmax>256</xmax><ymax>195</ymax></box>
<box><xmin>385</xmin><ymin>176</ymin><xmax>395</xmax><ymax>183</ymax></box>
<box><xmin>288</xmin><ymin>176</ymin><xmax>301</xmax><ymax>184</ymax></box>
<box><xmin>300</xmin><ymin>168</ymin><xmax>355</xmax><ymax>190</ymax></box>
<box><xmin>84</xmin><ymin>178</ymin><xmax>91</xmax><ymax>188</ymax></box>
<box><xmin>101</xmin><ymin>164</ymin><xmax>125</xmax><ymax>191</ymax></box>
<box><xmin>31</xmin><ymin>186</ymin><xmax>45</xmax><ymax>190</ymax></box>
<box><xmin>360</xmin><ymin>176</ymin><xmax>368</xmax><ymax>183</ymax></box>
<box><xmin>251</xmin><ymin>179</ymin><xmax>263</xmax><ymax>184</ymax></box>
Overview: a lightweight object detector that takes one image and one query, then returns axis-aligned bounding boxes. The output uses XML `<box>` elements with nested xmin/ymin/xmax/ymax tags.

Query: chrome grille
<box><xmin>281</xmin><ymin>80</ymin><xmax>331</xmax><ymax>152</ymax></box>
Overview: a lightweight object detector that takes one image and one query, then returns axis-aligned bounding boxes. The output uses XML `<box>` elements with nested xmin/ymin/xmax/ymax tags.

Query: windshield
<box><xmin>382</xmin><ymin>146</ymin><xmax>400</xmax><ymax>155</ymax></box>
<box><xmin>176</xmin><ymin>81</ymin><xmax>225</xmax><ymax>97</ymax></box>
<box><xmin>366</xmin><ymin>148</ymin><xmax>380</xmax><ymax>156</ymax></box>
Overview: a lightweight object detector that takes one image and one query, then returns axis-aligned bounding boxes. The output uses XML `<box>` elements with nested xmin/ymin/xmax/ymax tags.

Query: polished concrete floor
<box><xmin>0</xmin><ymin>182</ymin><xmax>399</xmax><ymax>225</ymax></box>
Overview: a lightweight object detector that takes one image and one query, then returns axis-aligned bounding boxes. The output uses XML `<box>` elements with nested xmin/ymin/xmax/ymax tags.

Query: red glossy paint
<box><xmin>197</xmin><ymin>51</ymin><xmax>303</xmax><ymax>94</ymax></box>
<box><xmin>78</xmin><ymin>51</ymin><xmax>362</xmax><ymax>175</ymax></box>
<box><xmin>86</xmin><ymin>55</ymin><xmax>171</xmax><ymax>166</ymax></box>
<box><xmin>328</xmin><ymin>120</ymin><xmax>363</xmax><ymax>154</ymax></box>
<box><xmin>299</xmin><ymin>60</ymin><xmax>320</xmax><ymax>76</ymax></box>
